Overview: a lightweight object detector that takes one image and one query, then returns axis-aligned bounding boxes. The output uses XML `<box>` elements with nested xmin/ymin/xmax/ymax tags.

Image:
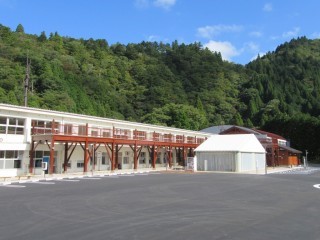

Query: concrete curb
<box><xmin>0</xmin><ymin>170</ymin><xmax>158</xmax><ymax>186</ymax></box>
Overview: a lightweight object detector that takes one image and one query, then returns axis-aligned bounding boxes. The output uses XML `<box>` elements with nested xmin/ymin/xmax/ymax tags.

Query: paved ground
<box><xmin>0</xmin><ymin>171</ymin><xmax>320</xmax><ymax>240</ymax></box>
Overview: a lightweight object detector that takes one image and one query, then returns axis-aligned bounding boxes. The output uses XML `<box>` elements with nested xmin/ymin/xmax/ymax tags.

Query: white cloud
<box><xmin>246</xmin><ymin>42</ymin><xmax>260</xmax><ymax>52</ymax></box>
<box><xmin>153</xmin><ymin>0</ymin><xmax>176</xmax><ymax>10</ymax></box>
<box><xmin>282</xmin><ymin>27</ymin><xmax>300</xmax><ymax>38</ymax></box>
<box><xmin>197</xmin><ymin>24</ymin><xmax>243</xmax><ymax>39</ymax></box>
<box><xmin>204</xmin><ymin>40</ymin><xmax>240</xmax><ymax>61</ymax></box>
<box><xmin>135</xmin><ymin>0</ymin><xmax>149</xmax><ymax>8</ymax></box>
<box><xmin>249</xmin><ymin>31</ymin><xmax>262</xmax><ymax>38</ymax></box>
<box><xmin>147</xmin><ymin>35</ymin><xmax>160</xmax><ymax>41</ymax></box>
<box><xmin>270</xmin><ymin>27</ymin><xmax>301</xmax><ymax>41</ymax></box>
<box><xmin>263</xmin><ymin>3</ymin><xmax>273</xmax><ymax>12</ymax></box>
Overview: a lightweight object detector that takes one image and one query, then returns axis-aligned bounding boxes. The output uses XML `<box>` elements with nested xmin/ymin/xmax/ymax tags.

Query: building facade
<box><xmin>0</xmin><ymin>104</ymin><xmax>211</xmax><ymax>177</ymax></box>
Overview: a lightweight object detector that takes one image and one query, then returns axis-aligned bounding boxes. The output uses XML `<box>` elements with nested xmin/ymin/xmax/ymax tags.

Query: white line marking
<box><xmin>55</xmin><ymin>179</ymin><xmax>80</xmax><ymax>182</ymax></box>
<box><xmin>1</xmin><ymin>185</ymin><xmax>26</xmax><ymax>188</ymax></box>
<box><xmin>0</xmin><ymin>182</ymin><xmax>11</xmax><ymax>186</ymax></box>
<box><xmin>81</xmin><ymin>177</ymin><xmax>101</xmax><ymax>180</ymax></box>
<box><xmin>313</xmin><ymin>184</ymin><xmax>320</xmax><ymax>189</ymax></box>
<box><xmin>29</xmin><ymin>182</ymin><xmax>56</xmax><ymax>184</ymax></box>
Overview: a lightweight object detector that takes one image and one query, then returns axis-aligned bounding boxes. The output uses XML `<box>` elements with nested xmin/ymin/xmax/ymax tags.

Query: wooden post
<box><xmin>29</xmin><ymin>140</ymin><xmax>35</xmax><ymax>174</ymax></box>
<box><xmin>49</xmin><ymin>138</ymin><xmax>55</xmax><ymax>174</ymax></box>
<box><xmin>64</xmin><ymin>142</ymin><xmax>68</xmax><ymax>172</ymax></box>
<box><xmin>168</xmin><ymin>146</ymin><xmax>172</xmax><ymax>168</ymax></box>
<box><xmin>152</xmin><ymin>145</ymin><xmax>157</xmax><ymax>169</ymax></box>
<box><xmin>111</xmin><ymin>142</ymin><xmax>115</xmax><ymax>171</ymax></box>
<box><xmin>133</xmin><ymin>142</ymin><xmax>138</xmax><ymax>170</ymax></box>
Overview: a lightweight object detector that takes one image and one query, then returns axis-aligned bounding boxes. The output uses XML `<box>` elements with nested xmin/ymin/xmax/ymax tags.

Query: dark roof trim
<box><xmin>279</xmin><ymin>145</ymin><xmax>302</xmax><ymax>154</ymax></box>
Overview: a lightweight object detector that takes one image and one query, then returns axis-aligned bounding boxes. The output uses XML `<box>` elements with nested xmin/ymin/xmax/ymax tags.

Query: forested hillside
<box><xmin>1</xmin><ymin>24</ymin><xmax>320</xmax><ymax>161</ymax></box>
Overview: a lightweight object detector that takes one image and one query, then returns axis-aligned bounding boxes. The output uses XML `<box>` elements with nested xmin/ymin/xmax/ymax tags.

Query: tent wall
<box><xmin>196</xmin><ymin>151</ymin><xmax>266</xmax><ymax>173</ymax></box>
<box><xmin>239</xmin><ymin>153</ymin><xmax>265</xmax><ymax>172</ymax></box>
<box><xmin>197</xmin><ymin>152</ymin><xmax>236</xmax><ymax>172</ymax></box>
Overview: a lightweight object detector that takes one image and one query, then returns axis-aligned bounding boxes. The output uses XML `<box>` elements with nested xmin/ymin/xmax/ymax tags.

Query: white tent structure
<box><xmin>194</xmin><ymin>134</ymin><xmax>266</xmax><ymax>173</ymax></box>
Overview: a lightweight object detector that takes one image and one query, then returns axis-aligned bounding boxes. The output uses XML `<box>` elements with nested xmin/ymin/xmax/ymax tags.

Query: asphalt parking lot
<box><xmin>0</xmin><ymin>171</ymin><xmax>320</xmax><ymax>240</ymax></box>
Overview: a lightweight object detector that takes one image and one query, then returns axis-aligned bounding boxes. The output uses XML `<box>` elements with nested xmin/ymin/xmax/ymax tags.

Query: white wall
<box><xmin>197</xmin><ymin>152</ymin><xmax>236</xmax><ymax>172</ymax></box>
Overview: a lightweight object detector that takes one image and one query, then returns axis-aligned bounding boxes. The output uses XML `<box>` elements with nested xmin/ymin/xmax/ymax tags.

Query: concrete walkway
<box><xmin>0</xmin><ymin>167</ymin><xmax>166</xmax><ymax>185</ymax></box>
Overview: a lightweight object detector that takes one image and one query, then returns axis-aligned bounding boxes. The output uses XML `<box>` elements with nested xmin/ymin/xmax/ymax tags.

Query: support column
<box><xmin>64</xmin><ymin>142</ymin><xmax>68</xmax><ymax>172</ymax></box>
<box><xmin>133</xmin><ymin>142</ymin><xmax>138</xmax><ymax>170</ymax></box>
<box><xmin>111</xmin><ymin>142</ymin><xmax>115</xmax><ymax>171</ymax></box>
<box><xmin>49</xmin><ymin>138</ymin><xmax>55</xmax><ymax>174</ymax></box>
<box><xmin>115</xmin><ymin>145</ymin><xmax>119</xmax><ymax>169</ymax></box>
<box><xmin>29</xmin><ymin>140</ymin><xmax>35</xmax><ymax>174</ymax></box>
<box><xmin>183</xmin><ymin>147</ymin><xmax>187</xmax><ymax>168</ymax></box>
<box><xmin>168</xmin><ymin>146</ymin><xmax>172</xmax><ymax>168</ymax></box>
<box><xmin>84</xmin><ymin>140</ymin><xmax>89</xmax><ymax>173</ymax></box>
<box><xmin>84</xmin><ymin>123</ymin><xmax>89</xmax><ymax>173</ymax></box>
<box><xmin>152</xmin><ymin>145</ymin><xmax>157</xmax><ymax>169</ymax></box>
<box><xmin>92</xmin><ymin>143</ymin><xmax>96</xmax><ymax>171</ymax></box>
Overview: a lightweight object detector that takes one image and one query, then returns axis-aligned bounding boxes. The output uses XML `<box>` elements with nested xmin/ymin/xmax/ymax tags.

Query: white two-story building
<box><xmin>0</xmin><ymin>104</ymin><xmax>210</xmax><ymax>177</ymax></box>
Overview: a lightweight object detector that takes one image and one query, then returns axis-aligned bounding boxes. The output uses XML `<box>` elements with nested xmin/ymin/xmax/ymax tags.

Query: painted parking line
<box><xmin>313</xmin><ymin>184</ymin><xmax>320</xmax><ymax>189</ymax></box>
<box><xmin>28</xmin><ymin>181</ymin><xmax>56</xmax><ymax>185</ymax></box>
<box><xmin>81</xmin><ymin>177</ymin><xmax>102</xmax><ymax>180</ymax></box>
<box><xmin>55</xmin><ymin>179</ymin><xmax>80</xmax><ymax>182</ymax></box>
<box><xmin>0</xmin><ymin>184</ymin><xmax>26</xmax><ymax>188</ymax></box>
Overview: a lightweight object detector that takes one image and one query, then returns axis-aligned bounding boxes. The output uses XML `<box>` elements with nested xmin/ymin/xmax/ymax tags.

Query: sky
<box><xmin>1</xmin><ymin>0</ymin><xmax>320</xmax><ymax>65</ymax></box>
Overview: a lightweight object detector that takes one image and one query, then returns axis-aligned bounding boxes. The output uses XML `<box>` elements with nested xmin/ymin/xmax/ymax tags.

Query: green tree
<box><xmin>16</xmin><ymin>24</ymin><xmax>24</xmax><ymax>33</ymax></box>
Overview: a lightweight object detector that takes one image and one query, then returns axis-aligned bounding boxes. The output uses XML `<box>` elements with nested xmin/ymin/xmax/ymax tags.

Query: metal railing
<box><xmin>32</xmin><ymin>123</ymin><xmax>205</xmax><ymax>144</ymax></box>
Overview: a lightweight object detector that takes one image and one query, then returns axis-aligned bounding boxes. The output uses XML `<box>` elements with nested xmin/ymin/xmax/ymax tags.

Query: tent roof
<box><xmin>195</xmin><ymin>134</ymin><xmax>266</xmax><ymax>153</ymax></box>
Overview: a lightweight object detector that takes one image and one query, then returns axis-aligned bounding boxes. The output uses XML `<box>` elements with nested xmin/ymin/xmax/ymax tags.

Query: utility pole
<box><xmin>305</xmin><ymin>150</ymin><xmax>308</xmax><ymax>169</ymax></box>
<box><xmin>24</xmin><ymin>56</ymin><xmax>31</xmax><ymax>107</ymax></box>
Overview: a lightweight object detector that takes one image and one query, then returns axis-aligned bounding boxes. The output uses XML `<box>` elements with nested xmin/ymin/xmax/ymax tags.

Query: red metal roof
<box><xmin>254</xmin><ymin>129</ymin><xmax>286</xmax><ymax>141</ymax></box>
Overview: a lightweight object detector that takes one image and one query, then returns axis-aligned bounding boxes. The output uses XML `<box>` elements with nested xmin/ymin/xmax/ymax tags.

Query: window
<box><xmin>91</xmin><ymin>130</ymin><xmax>98</xmax><ymax>137</ymax></box>
<box><xmin>0</xmin><ymin>150</ymin><xmax>23</xmax><ymax>169</ymax></box>
<box><xmin>176</xmin><ymin>135</ymin><xmax>184</xmax><ymax>143</ymax></box>
<box><xmin>77</xmin><ymin>161</ymin><xmax>84</xmax><ymax>168</ymax></box>
<box><xmin>5</xmin><ymin>150</ymin><xmax>17</xmax><ymax>159</ymax></box>
<box><xmin>164</xmin><ymin>134</ymin><xmax>172</xmax><ymax>142</ymax></box>
<box><xmin>156</xmin><ymin>152</ymin><xmax>161</xmax><ymax>164</ymax></box>
<box><xmin>102</xmin><ymin>131</ymin><xmax>111</xmax><ymax>137</ymax></box>
<box><xmin>64</xmin><ymin>124</ymin><xmax>73</xmax><ymax>135</ymax></box>
<box><xmin>123</xmin><ymin>156</ymin><xmax>129</xmax><ymax>164</ymax></box>
<box><xmin>32</xmin><ymin>120</ymin><xmax>59</xmax><ymax>134</ymax></box>
<box><xmin>0</xmin><ymin>126</ymin><xmax>5</xmax><ymax>134</ymax></box>
<box><xmin>139</xmin><ymin>152</ymin><xmax>146</xmax><ymax>164</ymax></box>
<box><xmin>135</xmin><ymin>131</ymin><xmax>146</xmax><ymax>140</ymax></box>
<box><xmin>0</xmin><ymin>117</ymin><xmax>25</xmax><ymax>135</ymax></box>
<box><xmin>102</xmin><ymin>152</ymin><xmax>108</xmax><ymax>165</ymax></box>
<box><xmin>35</xmin><ymin>160</ymin><xmax>42</xmax><ymax>168</ymax></box>
<box><xmin>78</xmin><ymin>125</ymin><xmax>86</xmax><ymax>135</ymax></box>
<box><xmin>14</xmin><ymin>160</ymin><xmax>21</xmax><ymax>168</ymax></box>
<box><xmin>0</xmin><ymin>117</ymin><xmax>6</xmax><ymax>125</ymax></box>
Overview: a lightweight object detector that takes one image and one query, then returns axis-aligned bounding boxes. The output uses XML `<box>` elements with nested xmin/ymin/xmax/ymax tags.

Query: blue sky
<box><xmin>1</xmin><ymin>0</ymin><xmax>320</xmax><ymax>64</ymax></box>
